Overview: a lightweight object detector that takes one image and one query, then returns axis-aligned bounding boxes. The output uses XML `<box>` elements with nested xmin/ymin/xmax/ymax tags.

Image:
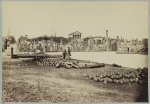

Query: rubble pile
<box><xmin>24</xmin><ymin>58</ymin><xmax>105</xmax><ymax>69</ymax></box>
<box><xmin>86</xmin><ymin>67</ymin><xmax>148</xmax><ymax>84</ymax></box>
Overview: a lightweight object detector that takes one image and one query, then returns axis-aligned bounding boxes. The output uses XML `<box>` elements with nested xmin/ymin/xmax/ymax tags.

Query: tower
<box><xmin>106</xmin><ymin>30</ymin><xmax>109</xmax><ymax>51</ymax></box>
<box><xmin>106</xmin><ymin>30</ymin><xmax>108</xmax><ymax>38</ymax></box>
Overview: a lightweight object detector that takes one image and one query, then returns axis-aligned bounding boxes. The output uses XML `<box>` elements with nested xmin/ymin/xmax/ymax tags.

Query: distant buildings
<box><xmin>67</xmin><ymin>30</ymin><xmax>145</xmax><ymax>54</ymax></box>
<box><xmin>8</xmin><ymin>30</ymin><xmax>147</xmax><ymax>55</ymax></box>
<box><xmin>68</xmin><ymin>30</ymin><xmax>116</xmax><ymax>52</ymax></box>
<box><xmin>85</xmin><ymin>36</ymin><xmax>108</xmax><ymax>51</ymax></box>
<box><xmin>68</xmin><ymin>31</ymin><xmax>82</xmax><ymax>51</ymax></box>
<box><xmin>2</xmin><ymin>36</ymin><xmax>14</xmax><ymax>52</ymax></box>
<box><xmin>117</xmin><ymin>39</ymin><xmax>144</xmax><ymax>54</ymax></box>
<box><xmin>68</xmin><ymin>31</ymin><xmax>82</xmax><ymax>41</ymax></box>
<box><xmin>109</xmin><ymin>39</ymin><xmax>117</xmax><ymax>51</ymax></box>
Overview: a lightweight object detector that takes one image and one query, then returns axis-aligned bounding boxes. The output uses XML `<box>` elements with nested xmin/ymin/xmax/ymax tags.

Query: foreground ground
<box><xmin>2</xmin><ymin>55</ymin><xmax>148</xmax><ymax>102</ymax></box>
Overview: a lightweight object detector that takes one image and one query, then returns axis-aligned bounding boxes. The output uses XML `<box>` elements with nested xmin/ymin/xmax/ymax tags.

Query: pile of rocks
<box><xmin>86</xmin><ymin>67</ymin><xmax>148</xmax><ymax>84</ymax></box>
<box><xmin>23</xmin><ymin>58</ymin><xmax>105</xmax><ymax>69</ymax></box>
<box><xmin>23</xmin><ymin>58</ymin><xmax>60</xmax><ymax>67</ymax></box>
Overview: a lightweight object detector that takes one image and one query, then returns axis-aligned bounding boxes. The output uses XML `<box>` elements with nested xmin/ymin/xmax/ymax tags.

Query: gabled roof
<box><xmin>69</xmin><ymin>31</ymin><xmax>82</xmax><ymax>35</ymax></box>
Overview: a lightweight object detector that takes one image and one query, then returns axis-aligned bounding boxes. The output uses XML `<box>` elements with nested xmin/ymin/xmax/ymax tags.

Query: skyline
<box><xmin>2</xmin><ymin>1</ymin><xmax>148</xmax><ymax>40</ymax></box>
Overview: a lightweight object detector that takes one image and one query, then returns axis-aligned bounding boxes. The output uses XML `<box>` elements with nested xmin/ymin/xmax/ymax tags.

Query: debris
<box><xmin>87</xmin><ymin>67</ymin><xmax>148</xmax><ymax>84</ymax></box>
<box><xmin>25</xmin><ymin>58</ymin><xmax>105</xmax><ymax>69</ymax></box>
<box><xmin>112</xmin><ymin>63</ymin><xmax>121</xmax><ymax>67</ymax></box>
<box><xmin>83</xmin><ymin>74</ymin><xmax>88</xmax><ymax>77</ymax></box>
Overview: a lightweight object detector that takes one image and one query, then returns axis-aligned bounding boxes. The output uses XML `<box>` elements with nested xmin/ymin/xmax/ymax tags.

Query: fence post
<box><xmin>11</xmin><ymin>47</ymin><xmax>13</xmax><ymax>58</ymax></box>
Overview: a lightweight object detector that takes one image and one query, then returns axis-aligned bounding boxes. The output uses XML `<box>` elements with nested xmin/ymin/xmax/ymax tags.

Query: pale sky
<box><xmin>2</xmin><ymin>1</ymin><xmax>148</xmax><ymax>40</ymax></box>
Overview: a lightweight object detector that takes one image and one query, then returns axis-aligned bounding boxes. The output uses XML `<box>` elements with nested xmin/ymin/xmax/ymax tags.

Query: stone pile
<box><xmin>24</xmin><ymin>58</ymin><xmax>105</xmax><ymax>69</ymax></box>
<box><xmin>86</xmin><ymin>67</ymin><xmax>148</xmax><ymax>84</ymax></box>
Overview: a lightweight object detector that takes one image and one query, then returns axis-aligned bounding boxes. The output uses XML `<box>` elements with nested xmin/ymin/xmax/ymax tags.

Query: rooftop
<box><xmin>68</xmin><ymin>31</ymin><xmax>82</xmax><ymax>36</ymax></box>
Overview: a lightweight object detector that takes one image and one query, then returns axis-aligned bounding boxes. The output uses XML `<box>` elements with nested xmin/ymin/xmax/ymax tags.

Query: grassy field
<box><xmin>2</xmin><ymin>55</ymin><xmax>148</xmax><ymax>102</ymax></box>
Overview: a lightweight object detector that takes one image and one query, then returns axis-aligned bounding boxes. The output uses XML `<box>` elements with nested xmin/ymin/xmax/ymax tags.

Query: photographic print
<box><xmin>2</xmin><ymin>0</ymin><xmax>149</xmax><ymax>102</ymax></box>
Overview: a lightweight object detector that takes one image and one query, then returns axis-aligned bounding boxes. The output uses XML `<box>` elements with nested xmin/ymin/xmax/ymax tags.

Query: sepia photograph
<box><xmin>2</xmin><ymin>0</ymin><xmax>149</xmax><ymax>103</ymax></box>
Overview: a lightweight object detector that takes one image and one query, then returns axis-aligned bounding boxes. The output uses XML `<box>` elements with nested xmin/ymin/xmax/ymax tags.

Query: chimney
<box><xmin>106</xmin><ymin>30</ymin><xmax>109</xmax><ymax>51</ymax></box>
<box><xmin>106</xmin><ymin>30</ymin><xmax>108</xmax><ymax>37</ymax></box>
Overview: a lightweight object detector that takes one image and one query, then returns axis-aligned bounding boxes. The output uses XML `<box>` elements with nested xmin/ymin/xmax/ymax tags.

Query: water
<box><xmin>46</xmin><ymin>51</ymin><xmax>147</xmax><ymax>68</ymax></box>
<box><xmin>11</xmin><ymin>43</ymin><xmax>148</xmax><ymax>68</ymax></box>
<box><xmin>70</xmin><ymin>52</ymin><xmax>148</xmax><ymax>69</ymax></box>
